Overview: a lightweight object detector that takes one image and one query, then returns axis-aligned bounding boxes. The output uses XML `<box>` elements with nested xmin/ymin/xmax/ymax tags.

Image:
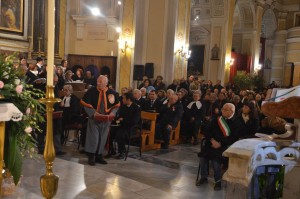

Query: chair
<box><xmin>63</xmin><ymin>122</ymin><xmax>83</xmax><ymax>150</ymax></box>
<box><xmin>124</xmin><ymin>123</ymin><xmax>142</xmax><ymax>161</ymax></box>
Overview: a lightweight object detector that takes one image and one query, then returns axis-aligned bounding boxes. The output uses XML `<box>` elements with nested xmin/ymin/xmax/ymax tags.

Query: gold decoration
<box><xmin>39</xmin><ymin>86</ymin><xmax>61</xmax><ymax>199</ymax></box>
<box><xmin>0</xmin><ymin>122</ymin><xmax>5</xmax><ymax>195</ymax></box>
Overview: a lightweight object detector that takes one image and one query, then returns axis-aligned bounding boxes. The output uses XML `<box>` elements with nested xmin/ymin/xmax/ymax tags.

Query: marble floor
<box><xmin>6</xmin><ymin>143</ymin><xmax>225</xmax><ymax>199</ymax></box>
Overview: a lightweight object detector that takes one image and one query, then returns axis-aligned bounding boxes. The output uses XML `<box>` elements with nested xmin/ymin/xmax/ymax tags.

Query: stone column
<box><xmin>270</xmin><ymin>30</ymin><xmax>287</xmax><ymax>86</ymax></box>
<box><xmin>286</xmin><ymin>27</ymin><xmax>300</xmax><ymax>86</ymax></box>
<box><xmin>118</xmin><ymin>0</ymin><xmax>135</xmax><ymax>90</ymax></box>
<box><xmin>222</xmin><ymin>0</ymin><xmax>235</xmax><ymax>84</ymax></box>
<box><xmin>174</xmin><ymin>0</ymin><xmax>191</xmax><ymax>80</ymax></box>
<box><xmin>253</xmin><ymin>5</ymin><xmax>264</xmax><ymax>74</ymax></box>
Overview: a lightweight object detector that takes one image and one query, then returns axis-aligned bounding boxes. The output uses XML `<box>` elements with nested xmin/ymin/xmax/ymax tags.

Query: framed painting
<box><xmin>0</xmin><ymin>0</ymin><xmax>24</xmax><ymax>33</ymax></box>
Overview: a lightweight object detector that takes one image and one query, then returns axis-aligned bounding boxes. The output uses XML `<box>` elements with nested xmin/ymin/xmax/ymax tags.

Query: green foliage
<box><xmin>0</xmin><ymin>54</ymin><xmax>45</xmax><ymax>185</ymax></box>
<box><xmin>233</xmin><ymin>71</ymin><xmax>264</xmax><ymax>91</ymax></box>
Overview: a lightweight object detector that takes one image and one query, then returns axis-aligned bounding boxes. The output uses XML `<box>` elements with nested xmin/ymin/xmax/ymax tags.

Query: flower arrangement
<box><xmin>0</xmin><ymin>54</ymin><xmax>45</xmax><ymax>185</ymax></box>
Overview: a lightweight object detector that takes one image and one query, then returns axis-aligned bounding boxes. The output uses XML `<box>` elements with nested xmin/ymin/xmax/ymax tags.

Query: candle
<box><xmin>46</xmin><ymin>0</ymin><xmax>55</xmax><ymax>86</ymax></box>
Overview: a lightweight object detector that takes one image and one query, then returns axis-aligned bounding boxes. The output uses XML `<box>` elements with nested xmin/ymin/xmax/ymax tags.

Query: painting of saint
<box><xmin>0</xmin><ymin>0</ymin><xmax>23</xmax><ymax>32</ymax></box>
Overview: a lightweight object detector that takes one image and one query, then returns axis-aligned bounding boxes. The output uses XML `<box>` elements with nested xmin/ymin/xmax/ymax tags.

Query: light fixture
<box><xmin>120</xmin><ymin>41</ymin><xmax>129</xmax><ymax>54</ymax></box>
<box><xmin>116</xmin><ymin>27</ymin><xmax>121</xmax><ymax>33</ymax></box>
<box><xmin>91</xmin><ymin>7</ymin><xmax>100</xmax><ymax>16</ymax></box>
<box><xmin>118</xmin><ymin>1</ymin><xmax>122</xmax><ymax>5</ymax></box>
<box><xmin>175</xmin><ymin>45</ymin><xmax>191</xmax><ymax>60</ymax></box>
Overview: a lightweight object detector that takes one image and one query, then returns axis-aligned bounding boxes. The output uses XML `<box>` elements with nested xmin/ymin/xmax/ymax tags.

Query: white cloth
<box><xmin>187</xmin><ymin>101</ymin><xmax>202</xmax><ymax>109</ymax></box>
<box><xmin>0</xmin><ymin>103</ymin><xmax>23</xmax><ymax>122</ymax></box>
<box><xmin>62</xmin><ymin>96</ymin><xmax>71</xmax><ymax>107</ymax></box>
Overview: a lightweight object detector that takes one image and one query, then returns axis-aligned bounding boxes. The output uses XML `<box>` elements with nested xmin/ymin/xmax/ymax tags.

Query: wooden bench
<box><xmin>169</xmin><ymin>121</ymin><xmax>180</xmax><ymax>145</ymax></box>
<box><xmin>140</xmin><ymin>111</ymin><xmax>161</xmax><ymax>151</ymax></box>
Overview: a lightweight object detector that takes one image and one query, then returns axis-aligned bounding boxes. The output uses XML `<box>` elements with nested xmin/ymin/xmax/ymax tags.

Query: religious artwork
<box><xmin>192</xmin><ymin>7</ymin><xmax>211</xmax><ymax>19</ymax></box>
<box><xmin>212</xmin><ymin>0</ymin><xmax>224</xmax><ymax>17</ymax></box>
<box><xmin>187</xmin><ymin>45</ymin><xmax>205</xmax><ymax>76</ymax></box>
<box><xmin>0</xmin><ymin>0</ymin><xmax>23</xmax><ymax>33</ymax></box>
<box><xmin>211</xmin><ymin>44</ymin><xmax>219</xmax><ymax>60</ymax></box>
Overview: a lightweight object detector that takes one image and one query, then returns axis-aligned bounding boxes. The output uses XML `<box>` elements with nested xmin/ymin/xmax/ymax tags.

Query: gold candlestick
<box><xmin>0</xmin><ymin>121</ymin><xmax>5</xmax><ymax>195</ymax></box>
<box><xmin>39</xmin><ymin>86</ymin><xmax>61</xmax><ymax>198</ymax></box>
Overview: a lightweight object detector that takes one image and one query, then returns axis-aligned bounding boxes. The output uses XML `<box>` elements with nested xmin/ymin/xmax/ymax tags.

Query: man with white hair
<box><xmin>81</xmin><ymin>75</ymin><xmax>120</xmax><ymax>165</ymax></box>
<box><xmin>133</xmin><ymin>89</ymin><xmax>146</xmax><ymax>110</ymax></box>
<box><xmin>197</xmin><ymin>103</ymin><xmax>239</xmax><ymax>191</ymax></box>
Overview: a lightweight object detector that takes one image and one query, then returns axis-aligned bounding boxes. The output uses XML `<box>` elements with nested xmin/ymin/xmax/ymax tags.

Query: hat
<box><xmin>36</xmin><ymin>57</ymin><xmax>43</xmax><ymax>62</ymax></box>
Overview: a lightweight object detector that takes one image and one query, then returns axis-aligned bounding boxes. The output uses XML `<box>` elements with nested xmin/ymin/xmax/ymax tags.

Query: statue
<box><xmin>211</xmin><ymin>44</ymin><xmax>219</xmax><ymax>60</ymax></box>
<box><xmin>264</xmin><ymin>58</ymin><xmax>271</xmax><ymax>69</ymax></box>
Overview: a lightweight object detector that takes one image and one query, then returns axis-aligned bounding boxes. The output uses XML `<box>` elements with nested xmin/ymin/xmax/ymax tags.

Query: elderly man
<box><xmin>133</xmin><ymin>89</ymin><xmax>146</xmax><ymax>110</ymax></box>
<box><xmin>81</xmin><ymin>75</ymin><xmax>120</xmax><ymax>165</ymax></box>
<box><xmin>155</xmin><ymin>94</ymin><xmax>183</xmax><ymax>149</ymax></box>
<box><xmin>197</xmin><ymin>103</ymin><xmax>238</xmax><ymax>191</ymax></box>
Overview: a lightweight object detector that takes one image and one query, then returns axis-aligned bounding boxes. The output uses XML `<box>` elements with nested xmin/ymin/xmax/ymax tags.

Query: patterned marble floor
<box><xmin>6</xmin><ymin>143</ymin><xmax>224</xmax><ymax>199</ymax></box>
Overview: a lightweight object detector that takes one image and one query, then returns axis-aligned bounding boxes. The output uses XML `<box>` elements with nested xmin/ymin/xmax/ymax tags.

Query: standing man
<box><xmin>81</xmin><ymin>75</ymin><xmax>120</xmax><ymax>165</ymax></box>
<box><xmin>197</xmin><ymin>103</ymin><xmax>238</xmax><ymax>191</ymax></box>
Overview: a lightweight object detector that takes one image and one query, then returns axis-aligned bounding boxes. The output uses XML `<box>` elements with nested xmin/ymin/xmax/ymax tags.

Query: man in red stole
<box><xmin>197</xmin><ymin>103</ymin><xmax>238</xmax><ymax>191</ymax></box>
<box><xmin>81</xmin><ymin>75</ymin><xmax>120</xmax><ymax>166</ymax></box>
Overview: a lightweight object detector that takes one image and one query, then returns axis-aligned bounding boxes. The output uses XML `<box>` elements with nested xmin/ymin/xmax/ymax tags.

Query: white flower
<box><xmin>26</xmin><ymin>108</ymin><xmax>31</xmax><ymax>115</ymax></box>
<box><xmin>2</xmin><ymin>71</ymin><xmax>9</xmax><ymax>79</ymax></box>
<box><xmin>15</xmin><ymin>85</ymin><xmax>23</xmax><ymax>94</ymax></box>
<box><xmin>24</xmin><ymin>126</ymin><xmax>32</xmax><ymax>134</ymax></box>
<box><xmin>14</xmin><ymin>78</ymin><xmax>20</xmax><ymax>85</ymax></box>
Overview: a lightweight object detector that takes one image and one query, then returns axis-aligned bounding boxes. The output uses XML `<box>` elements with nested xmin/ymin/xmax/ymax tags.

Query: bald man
<box><xmin>155</xmin><ymin>94</ymin><xmax>183</xmax><ymax>149</ymax></box>
<box><xmin>197</xmin><ymin>103</ymin><xmax>239</xmax><ymax>191</ymax></box>
<box><xmin>81</xmin><ymin>75</ymin><xmax>120</xmax><ymax>165</ymax></box>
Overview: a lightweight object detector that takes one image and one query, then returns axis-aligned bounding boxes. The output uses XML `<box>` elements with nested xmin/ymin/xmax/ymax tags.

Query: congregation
<box><xmin>19</xmin><ymin>55</ymin><xmax>286</xmax><ymax>192</ymax></box>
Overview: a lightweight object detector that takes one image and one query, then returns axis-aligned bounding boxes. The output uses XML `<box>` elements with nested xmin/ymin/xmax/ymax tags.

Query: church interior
<box><xmin>1</xmin><ymin>0</ymin><xmax>300</xmax><ymax>198</ymax></box>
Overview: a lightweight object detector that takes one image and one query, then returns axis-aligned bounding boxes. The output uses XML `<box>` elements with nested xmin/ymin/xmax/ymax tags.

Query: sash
<box><xmin>217</xmin><ymin>116</ymin><xmax>231</xmax><ymax>137</ymax></box>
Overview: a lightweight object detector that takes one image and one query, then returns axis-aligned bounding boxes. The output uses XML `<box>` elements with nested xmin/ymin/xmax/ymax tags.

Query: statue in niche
<box><xmin>265</xmin><ymin>58</ymin><xmax>271</xmax><ymax>69</ymax></box>
<box><xmin>211</xmin><ymin>44</ymin><xmax>219</xmax><ymax>60</ymax></box>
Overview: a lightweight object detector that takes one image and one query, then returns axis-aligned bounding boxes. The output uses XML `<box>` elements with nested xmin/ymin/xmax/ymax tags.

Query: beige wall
<box><xmin>67</xmin><ymin>3</ymin><xmax>119</xmax><ymax>56</ymax></box>
<box><xmin>145</xmin><ymin>0</ymin><xmax>166</xmax><ymax>77</ymax></box>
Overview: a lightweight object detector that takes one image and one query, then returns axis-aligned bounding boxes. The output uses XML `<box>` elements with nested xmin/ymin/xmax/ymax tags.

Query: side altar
<box><xmin>223</xmin><ymin>93</ymin><xmax>300</xmax><ymax>199</ymax></box>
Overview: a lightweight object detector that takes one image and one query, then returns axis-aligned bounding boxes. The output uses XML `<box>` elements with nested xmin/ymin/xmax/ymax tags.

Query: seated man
<box><xmin>60</xmin><ymin>85</ymin><xmax>81</xmax><ymax>134</ymax></box>
<box><xmin>144</xmin><ymin>90</ymin><xmax>162</xmax><ymax>112</ymax></box>
<box><xmin>133</xmin><ymin>89</ymin><xmax>147</xmax><ymax>110</ymax></box>
<box><xmin>197</xmin><ymin>103</ymin><xmax>239</xmax><ymax>191</ymax></box>
<box><xmin>155</xmin><ymin>94</ymin><xmax>183</xmax><ymax>149</ymax></box>
<box><xmin>115</xmin><ymin>92</ymin><xmax>141</xmax><ymax>159</ymax></box>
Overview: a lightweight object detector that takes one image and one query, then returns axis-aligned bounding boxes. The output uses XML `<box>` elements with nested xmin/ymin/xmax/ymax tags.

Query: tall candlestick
<box><xmin>46</xmin><ymin>0</ymin><xmax>55</xmax><ymax>86</ymax></box>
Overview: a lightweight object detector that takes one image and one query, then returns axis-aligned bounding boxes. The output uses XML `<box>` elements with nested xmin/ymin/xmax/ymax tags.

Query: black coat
<box><xmin>158</xmin><ymin>101</ymin><xmax>184</xmax><ymax>129</ymax></box>
<box><xmin>144</xmin><ymin>98</ymin><xmax>162</xmax><ymax>112</ymax></box>
<box><xmin>134</xmin><ymin>98</ymin><xmax>147</xmax><ymax>111</ymax></box>
<box><xmin>118</xmin><ymin>103</ymin><xmax>141</xmax><ymax>129</ymax></box>
<box><xmin>235</xmin><ymin>114</ymin><xmax>259</xmax><ymax>139</ymax></box>
<box><xmin>61</xmin><ymin>95</ymin><xmax>81</xmax><ymax>124</ymax></box>
<box><xmin>202</xmin><ymin>116</ymin><xmax>239</xmax><ymax>160</ymax></box>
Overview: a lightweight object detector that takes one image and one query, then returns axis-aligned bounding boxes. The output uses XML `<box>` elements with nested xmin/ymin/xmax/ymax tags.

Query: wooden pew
<box><xmin>169</xmin><ymin>121</ymin><xmax>180</xmax><ymax>145</ymax></box>
<box><xmin>140</xmin><ymin>111</ymin><xmax>161</xmax><ymax>151</ymax></box>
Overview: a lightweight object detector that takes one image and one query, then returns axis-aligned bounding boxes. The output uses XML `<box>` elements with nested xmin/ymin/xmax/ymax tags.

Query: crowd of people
<box><xmin>17</xmin><ymin>56</ymin><xmax>287</xmax><ymax>191</ymax></box>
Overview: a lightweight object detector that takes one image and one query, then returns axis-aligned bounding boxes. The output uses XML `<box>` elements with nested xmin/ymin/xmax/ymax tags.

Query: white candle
<box><xmin>46</xmin><ymin>0</ymin><xmax>55</xmax><ymax>86</ymax></box>
<box><xmin>111</xmin><ymin>51</ymin><xmax>114</xmax><ymax>56</ymax></box>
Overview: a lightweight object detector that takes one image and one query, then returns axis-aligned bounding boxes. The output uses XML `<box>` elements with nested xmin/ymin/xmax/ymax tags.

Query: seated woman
<box><xmin>64</xmin><ymin>70</ymin><xmax>73</xmax><ymax>83</ymax></box>
<box><xmin>185</xmin><ymin>91</ymin><xmax>205</xmax><ymax>145</ymax></box>
<box><xmin>72</xmin><ymin>68</ymin><xmax>84</xmax><ymax>82</ymax></box>
<box><xmin>235</xmin><ymin>102</ymin><xmax>259</xmax><ymax>139</ymax></box>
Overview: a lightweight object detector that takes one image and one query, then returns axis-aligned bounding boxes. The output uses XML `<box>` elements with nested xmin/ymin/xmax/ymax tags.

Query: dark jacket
<box><xmin>235</xmin><ymin>114</ymin><xmax>259</xmax><ymax>139</ymax></box>
<box><xmin>144</xmin><ymin>98</ymin><xmax>162</xmax><ymax>112</ymax></box>
<box><xmin>118</xmin><ymin>103</ymin><xmax>141</xmax><ymax>129</ymax></box>
<box><xmin>202</xmin><ymin>116</ymin><xmax>239</xmax><ymax>160</ymax></box>
<box><xmin>158</xmin><ymin>101</ymin><xmax>184</xmax><ymax>129</ymax></box>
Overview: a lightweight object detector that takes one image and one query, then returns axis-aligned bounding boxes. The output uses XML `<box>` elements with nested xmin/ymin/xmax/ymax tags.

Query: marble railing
<box><xmin>223</xmin><ymin>139</ymin><xmax>300</xmax><ymax>186</ymax></box>
<box><xmin>223</xmin><ymin>138</ymin><xmax>300</xmax><ymax>198</ymax></box>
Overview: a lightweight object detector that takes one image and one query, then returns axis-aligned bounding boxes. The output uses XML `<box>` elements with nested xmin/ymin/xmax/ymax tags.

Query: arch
<box><xmin>261</xmin><ymin>9</ymin><xmax>277</xmax><ymax>39</ymax></box>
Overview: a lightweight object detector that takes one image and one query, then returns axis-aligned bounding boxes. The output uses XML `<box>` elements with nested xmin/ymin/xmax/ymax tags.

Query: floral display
<box><xmin>0</xmin><ymin>54</ymin><xmax>45</xmax><ymax>185</ymax></box>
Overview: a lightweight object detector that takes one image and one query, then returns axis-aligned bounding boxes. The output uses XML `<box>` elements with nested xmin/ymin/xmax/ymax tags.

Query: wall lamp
<box><xmin>226</xmin><ymin>58</ymin><xmax>235</xmax><ymax>67</ymax></box>
<box><xmin>175</xmin><ymin>46</ymin><xmax>191</xmax><ymax>60</ymax></box>
<box><xmin>120</xmin><ymin>41</ymin><xmax>129</xmax><ymax>54</ymax></box>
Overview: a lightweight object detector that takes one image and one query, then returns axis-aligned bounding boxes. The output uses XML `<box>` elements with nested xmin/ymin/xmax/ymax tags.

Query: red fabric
<box><xmin>229</xmin><ymin>52</ymin><xmax>252</xmax><ymax>82</ymax></box>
